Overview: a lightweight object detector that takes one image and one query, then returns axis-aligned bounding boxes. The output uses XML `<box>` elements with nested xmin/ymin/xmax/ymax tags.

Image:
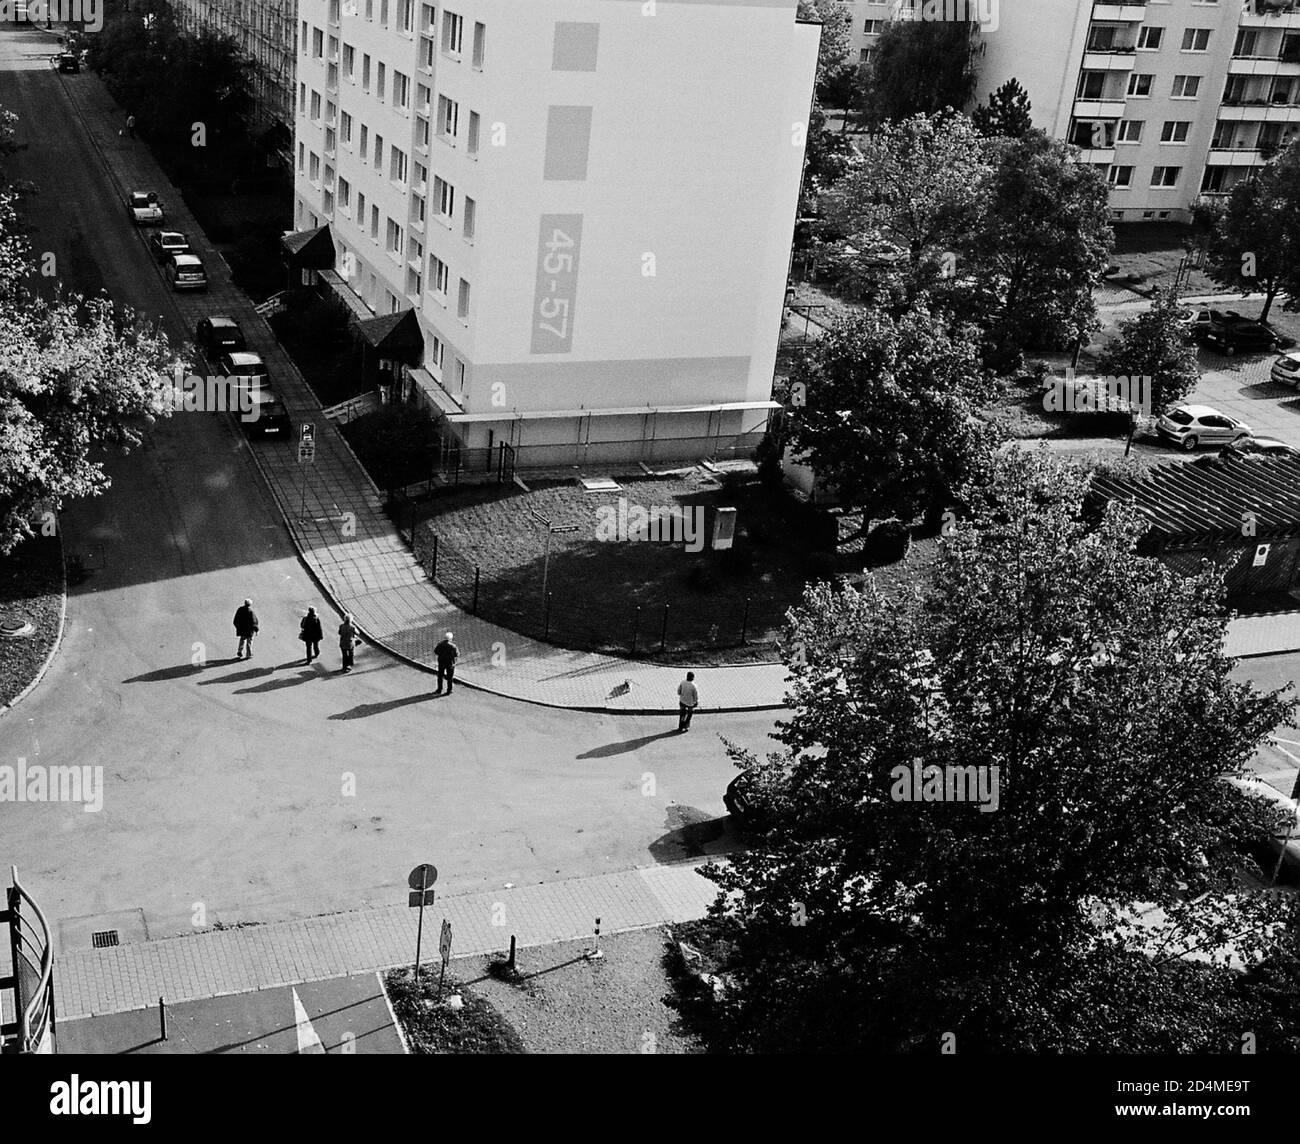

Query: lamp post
<box><xmin>529</xmin><ymin>509</ymin><xmax>580</xmax><ymax>602</ymax></box>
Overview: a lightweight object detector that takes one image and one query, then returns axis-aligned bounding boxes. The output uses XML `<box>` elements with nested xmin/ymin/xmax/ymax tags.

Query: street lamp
<box><xmin>529</xmin><ymin>509</ymin><xmax>580</xmax><ymax>601</ymax></box>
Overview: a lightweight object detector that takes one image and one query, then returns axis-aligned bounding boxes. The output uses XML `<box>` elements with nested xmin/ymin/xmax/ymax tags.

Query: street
<box><xmin>0</xmin><ymin>23</ymin><xmax>776</xmax><ymax>945</ymax></box>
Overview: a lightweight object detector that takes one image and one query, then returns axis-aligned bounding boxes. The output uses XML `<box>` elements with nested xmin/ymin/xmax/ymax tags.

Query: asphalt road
<box><xmin>0</xmin><ymin>25</ymin><xmax>780</xmax><ymax>943</ymax></box>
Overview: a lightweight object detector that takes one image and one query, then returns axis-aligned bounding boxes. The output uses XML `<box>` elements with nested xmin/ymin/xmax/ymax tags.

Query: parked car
<box><xmin>724</xmin><ymin>768</ymin><xmax>775</xmax><ymax>834</ymax></box>
<box><xmin>194</xmin><ymin>316</ymin><xmax>246</xmax><ymax>358</ymax></box>
<box><xmin>126</xmin><ymin>191</ymin><xmax>164</xmax><ymax>226</ymax></box>
<box><xmin>1220</xmin><ymin>435</ymin><xmax>1300</xmax><ymax>459</ymax></box>
<box><xmin>217</xmin><ymin>351</ymin><xmax>270</xmax><ymax>389</ymax></box>
<box><xmin>55</xmin><ymin>52</ymin><xmax>79</xmax><ymax>73</ymax></box>
<box><xmin>165</xmin><ymin>253</ymin><xmax>207</xmax><ymax>291</ymax></box>
<box><xmin>1270</xmin><ymin>350</ymin><xmax>1300</xmax><ymax>387</ymax></box>
<box><xmin>842</xmin><ymin>236</ymin><xmax>910</xmax><ymax>268</ymax></box>
<box><xmin>237</xmin><ymin>384</ymin><xmax>292</xmax><ymax>439</ymax></box>
<box><xmin>1156</xmin><ymin>404</ymin><xmax>1252</xmax><ymax>451</ymax></box>
<box><xmin>1177</xmin><ymin>307</ymin><xmax>1244</xmax><ymax>342</ymax></box>
<box><xmin>1203</xmin><ymin>319</ymin><xmax>1280</xmax><ymax>355</ymax></box>
<box><xmin>1222</xmin><ymin>776</ymin><xmax>1300</xmax><ymax>880</ymax></box>
<box><xmin>149</xmin><ymin>231</ymin><xmax>190</xmax><ymax>262</ymax></box>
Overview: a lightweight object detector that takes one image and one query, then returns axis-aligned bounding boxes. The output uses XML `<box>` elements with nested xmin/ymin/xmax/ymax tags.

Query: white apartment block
<box><xmin>292</xmin><ymin>0</ymin><xmax>820</xmax><ymax>468</ymax></box>
<box><xmin>848</xmin><ymin>0</ymin><xmax>1300</xmax><ymax>221</ymax></box>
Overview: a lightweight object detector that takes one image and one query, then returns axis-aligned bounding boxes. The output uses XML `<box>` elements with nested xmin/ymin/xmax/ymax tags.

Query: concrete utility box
<box><xmin>712</xmin><ymin>506</ymin><xmax>737</xmax><ymax>551</ymax></box>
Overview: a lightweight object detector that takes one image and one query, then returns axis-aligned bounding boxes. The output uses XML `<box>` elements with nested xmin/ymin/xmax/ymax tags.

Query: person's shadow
<box><xmin>576</xmin><ymin>731</ymin><xmax>679</xmax><ymax>759</ymax></box>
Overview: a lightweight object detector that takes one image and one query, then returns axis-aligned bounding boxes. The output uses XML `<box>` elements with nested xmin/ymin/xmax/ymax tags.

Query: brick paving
<box><xmin>56</xmin><ymin>65</ymin><xmax>787</xmax><ymax>714</ymax></box>
<box><xmin>53</xmin><ymin>861</ymin><xmax>721</xmax><ymax>1019</ymax></box>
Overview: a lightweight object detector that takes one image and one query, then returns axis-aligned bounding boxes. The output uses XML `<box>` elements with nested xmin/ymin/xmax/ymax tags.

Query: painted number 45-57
<box><xmin>531</xmin><ymin>215</ymin><xmax>582</xmax><ymax>355</ymax></box>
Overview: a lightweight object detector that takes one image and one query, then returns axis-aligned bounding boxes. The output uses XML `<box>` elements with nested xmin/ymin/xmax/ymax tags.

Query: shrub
<box><xmin>863</xmin><ymin>518</ymin><xmax>912</xmax><ymax>565</ymax></box>
<box><xmin>805</xmin><ymin>551</ymin><xmax>838</xmax><ymax>584</ymax></box>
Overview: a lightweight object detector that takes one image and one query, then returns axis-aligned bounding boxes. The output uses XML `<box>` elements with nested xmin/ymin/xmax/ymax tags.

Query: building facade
<box><xmin>848</xmin><ymin>0</ymin><xmax>1300</xmax><ymax>222</ymax></box>
<box><xmin>170</xmin><ymin>0</ymin><xmax>296</xmax><ymax>162</ymax></box>
<box><xmin>291</xmin><ymin>0</ymin><xmax>820</xmax><ymax>468</ymax></box>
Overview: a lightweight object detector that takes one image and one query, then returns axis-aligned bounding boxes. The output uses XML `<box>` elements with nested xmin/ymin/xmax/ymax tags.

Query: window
<box><xmin>457</xmin><ymin>278</ymin><xmax>470</xmax><ymax>320</ymax></box>
<box><xmin>309</xmin><ymin>152</ymin><xmax>321</xmax><ymax>181</ymax></box>
<box><xmin>417</xmin><ymin>83</ymin><xmax>431</xmax><ymax>114</ymax></box>
<box><xmin>1181</xmin><ymin>28</ymin><xmax>1211</xmax><ymax>52</ymax></box>
<box><xmin>1160</xmin><ymin>120</ymin><xmax>1190</xmax><ymax>142</ymax></box>
<box><xmin>1234</xmin><ymin>29</ymin><xmax>1259</xmax><ymax>57</ymax></box>
<box><xmin>443</xmin><ymin>10</ymin><xmax>464</xmax><ymax>54</ymax></box>
<box><xmin>391</xmin><ymin>147</ymin><xmax>408</xmax><ymax>184</ymax></box>
<box><xmin>416</xmin><ymin>116</ymin><xmax>430</xmax><ymax>149</ymax></box>
<box><xmin>1117</xmin><ymin>119</ymin><xmax>1143</xmax><ymax>142</ymax></box>
<box><xmin>1078</xmin><ymin>72</ymin><xmax>1106</xmax><ymax>100</ymax></box>
<box><xmin>1108</xmin><ymin>165</ymin><xmax>1133</xmax><ymax>187</ymax></box>
<box><xmin>299</xmin><ymin>82</ymin><xmax>306</xmax><ymax>112</ymax></box>
<box><xmin>1127</xmin><ymin>73</ymin><xmax>1153</xmax><ymax>97</ymax></box>
<box><xmin>341</xmin><ymin>110</ymin><xmax>352</xmax><ymax>144</ymax></box>
<box><xmin>1171</xmin><ymin>74</ymin><xmax>1200</xmax><ymax>98</ymax></box>
<box><xmin>467</xmin><ymin>110</ymin><xmax>480</xmax><ymax>156</ymax></box>
<box><xmin>399</xmin><ymin>0</ymin><xmax>414</xmax><ymax>33</ymax></box>
<box><xmin>312</xmin><ymin>27</ymin><xmax>324</xmax><ymax>57</ymax></box>
<box><xmin>325</xmin><ymin>127</ymin><xmax>337</xmax><ymax>154</ymax></box>
<box><xmin>338</xmin><ymin>177</ymin><xmax>351</xmax><ymax>210</ymax></box>
<box><xmin>357</xmin><ymin>192</ymin><xmax>366</xmax><ymax>226</ymax></box>
<box><xmin>326</xmin><ymin>100</ymin><xmax>336</xmax><ymax>125</ymax></box>
<box><xmin>430</xmin><ymin>335</ymin><xmax>445</xmax><ymax>372</ymax></box>
<box><xmin>1150</xmin><ymin>166</ymin><xmax>1181</xmax><ymax>187</ymax></box>
<box><xmin>360</xmin><ymin>124</ymin><xmax>368</xmax><ymax>160</ymax></box>
<box><xmin>328</xmin><ymin>35</ymin><xmax>338</xmax><ymax>60</ymax></box>
<box><xmin>472</xmin><ymin>21</ymin><xmax>485</xmax><ymax>68</ymax></box>
<box><xmin>374</xmin><ymin>136</ymin><xmax>384</xmax><ymax>171</ymax></box>
<box><xmin>456</xmin><ymin>359</ymin><xmax>465</xmax><ymax>393</ymax></box>
<box><xmin>434</xmin><ymin>175</ymin><xmax>455</xmax><ymax>220</ymax></box>
<box><xmin>414</xmin><ymin>161</ymin><xmax>428</xmax><ymax>190</ymax></box>
<box><xmin>412</xmin><ymin>195</ymin><xmax>426</xmax><ymax>227</ymax></box>
<box><xmin>365</xmin><ymin>0</ymin><xmax>373</xmax><ymax>18</ymax></box>
<box><xmin>387</xmin><ymin>217</ymin><xmax>403</xmax><ymax>254</ymax></box>
<box><xmin>371</xmin><ymin>205</ymin><xmax>380</xmax><ymax>240</ymax></box>
<box><xmin>1201</xmin><ymin>166</ymin><xmax>1228</xmax><ymax>193</ymax></box>
<box><xmin>310</xmin><ymin>91</ymin><xmax>322</xmax><ymax>120</ymax></box>
<box><xmin>421</xmin><ymin>3</ymin><xmax>435</xmax><ymax>31</ymax></box>
<box><xmin>429</xmin><ymin>253</ymin><xmax>449</xmax><ymax>297</ymax></box>
<box><xmin>421</xmin><ymin>34</ymin><xmax>435</xmax><ymax>69</ymax></box>
<box><xmin>463</xmin><ymin>196</ymin><xmax>476</xmax><ymax>240</ymax></box>
<box><xmin>343</xmin><ymin>44</ymin><xmax>355</xmax><ymax>78</ymax></box>
<box><xmin>362</xmin><ymin>54</ymin><xmax>371</xmax><ymax>91</ymax></box>
<box><xmin>380</xmin><ymin>0</ymin><xmax>389</xmax><ymax>24</ymax></box>
<box><xmin>1137</xmin><ymin>26</ymin><xmax>1163</xmax><ymax>50</ymax></box>
<box><xmin>301</xmin><ymin>20</ymin><xmax>307</xmax><ymax>50</ymax></box>
<box><xmin>864</xmin><ymin>19</ymin><xmax>883</xmax><ymax>34</ymax></box>
<box><xmin>297</xmin><ymin>141</ymin><xmax>305</xmax><ymax>171</ymax></box>
<box><xmin>394</xmin><ymin>71</ymin><xmax>410</xmax><ymax>110</ymax></box>
<box><xmin>438</xmin><ymin>95</ymin><xmax>459</xmax><ymax>140</ymax></box>
<box><xmin>376</xmin><ymin>62</ymin><xmax>386</xmax><ymax>102</ymax></box>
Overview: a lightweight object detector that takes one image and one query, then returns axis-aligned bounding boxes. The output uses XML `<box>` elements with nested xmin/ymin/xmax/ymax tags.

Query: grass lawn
<box><xmin>0</xmin><ymin>535</ymin><xmax>64</xmax><ymax>709</ymax></box>
<box><xmin>413</xmin><ymin>470</ymin><xmax>848</xmax><ymax>665</ymax></box>
<box><xmin>384</xmin><ymin>966</ymin><xmax>526</xmax><ymax>1054</ymax></box>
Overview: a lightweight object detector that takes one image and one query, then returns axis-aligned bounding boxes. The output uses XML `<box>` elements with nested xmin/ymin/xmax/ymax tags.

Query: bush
<box><xmin>863</xmin><ymin>518</ymin><xmax>912</xmax><ymax>565</ymax></box>
<box><xmin>805</xmin><ymin>551</ymin><xmax>838</xmax><ymax>584</ymax></box>
<box><xmin>717</xmin><ymin>546</ymin><xmax>754</xmax><ymax>579</ymax></box>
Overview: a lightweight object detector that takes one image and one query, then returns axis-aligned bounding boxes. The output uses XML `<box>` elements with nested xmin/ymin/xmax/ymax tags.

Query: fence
<box><xmin>410</xmin><ymin>527</ymin><xmax>773</xmax><ymax>661</ymax></box>
<box><xmin>2</xmin><ymin>867</ymin><xmax>54</xmax><ymax>1054</ymax></box>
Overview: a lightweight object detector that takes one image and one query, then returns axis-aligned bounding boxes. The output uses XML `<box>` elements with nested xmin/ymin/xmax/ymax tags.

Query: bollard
<box><xmin>584</xmin><ymin>916</ymin><xmax>604</xmax><ymax>961</ymax></box>
<box><xmin>472</xmin><ymin>567</ymin><xmax>480</xmax><ymax>615</ymax></box>
<box><xmin>630</xmin><ymin>605</ymin><xmax>641</xmax><ymax>655</ymax></box>
<box><xmin>159</xmin><ymin>996</ymin><xmax>167</xmax><ymax>1042</ymax></box>
<box><xmin>508</xmin><ymin>934</ymin><xmax>516</xmax><ymax>970</ymax></box>
<box><xmin>741</xmin><ymin>596</ymin><xmax>751</xmax><ymax>644</ymax></box>
<box><xmin>660</xmin><ymin>603</ymin><xmax>670</xmax><ymax>652</ymax></box>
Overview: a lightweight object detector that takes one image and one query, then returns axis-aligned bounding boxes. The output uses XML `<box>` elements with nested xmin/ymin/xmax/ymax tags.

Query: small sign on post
<box><xmin>437</xmin><ymin>919</ymin><xmax>452</xmax><ymax>999</ymax></box>
<box><xmin>408</xmin><ymin>863</ymin><xmax>438</xmax><ymax>981</ymax></box>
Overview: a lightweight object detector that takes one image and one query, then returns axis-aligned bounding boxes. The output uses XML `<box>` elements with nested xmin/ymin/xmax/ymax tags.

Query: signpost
<box><xmin>408</xmin><ymin>863</ymin><xmax>437</xmax><ymax>980</ymax></box>
<box><xmin>297</xmin><ymin>423</ymin><xmax>316</xmax><ymax>519</ymax></box>
<box><xmin>528</xmin><ymin>509</ymin><xmax>580</xmax><ymax>600</ymax></box>
<box><xmin>437</xmin><ymin>919</ymin><xmax>453</xmax><ymax>999</ymax></box>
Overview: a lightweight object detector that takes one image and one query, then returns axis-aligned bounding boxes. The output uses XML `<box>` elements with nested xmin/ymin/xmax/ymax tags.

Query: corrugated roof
<box><xmin>1090</xmin><ymin>454</ymin><xmax>1300</xmax><ymax>542</ymax></box>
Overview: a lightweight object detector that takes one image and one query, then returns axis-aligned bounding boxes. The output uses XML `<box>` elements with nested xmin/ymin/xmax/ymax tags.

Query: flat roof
<box><xmin>444</xmin><ymin>399</ymin><xmax>781</xmax><ymax>424</ymax></box>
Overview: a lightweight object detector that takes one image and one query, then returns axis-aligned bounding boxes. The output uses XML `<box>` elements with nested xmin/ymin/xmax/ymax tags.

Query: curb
<box><xmin>0</xmin><ymin>529</ymin><xmax>69</xmax><ymax>719</ymax></box>
<box><xmin>56</xmin><ymin>69</ymin><xmax>788</xmax><ymax>715</ymax></box>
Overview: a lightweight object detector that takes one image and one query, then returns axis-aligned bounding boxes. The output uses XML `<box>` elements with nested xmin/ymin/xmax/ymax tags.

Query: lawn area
<box><xmin>0</xmin><ymin>534</ymin><xmax>64</xmax><ymax>710</ymax></box>
<box><xmin>383</xmin><ymin>966</ymin><xmax>526</xmax><ymax>1054</ymax></box>
<box><xmin>413</xmin><ymin>468</ymin><xmax>847</xmax><ymax>665</ymax></box>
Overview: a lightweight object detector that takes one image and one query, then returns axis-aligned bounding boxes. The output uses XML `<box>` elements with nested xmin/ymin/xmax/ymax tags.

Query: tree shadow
<box><xmin>647</xmin><ymin>805</ymin><xmax>731</xmax><ymax>863</ymax></box>
<box><xmin>576</xmin><ymin>730</ymin><xmax>680</xmax><ymax>759</ymax></box>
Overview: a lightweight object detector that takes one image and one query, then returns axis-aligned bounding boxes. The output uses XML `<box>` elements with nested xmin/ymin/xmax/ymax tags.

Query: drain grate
<box><xmin>91</xmin><ymin>930</ymin><xmax>119</xmax><ymax>949</ymax></box>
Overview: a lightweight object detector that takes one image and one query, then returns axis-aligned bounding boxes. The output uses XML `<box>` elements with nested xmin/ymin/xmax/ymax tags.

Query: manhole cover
<box><xmin>0</xmin><ymin>617</ymin><xmax>34</xmax><ymax>638</ymax></box>
<box><xmin>91</xmin><ymin>930</ymin><xmax>119</xmax><ymax>949</ymax></box>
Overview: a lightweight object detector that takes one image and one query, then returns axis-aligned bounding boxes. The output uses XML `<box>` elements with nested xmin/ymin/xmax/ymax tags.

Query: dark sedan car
<box><xmin>1203</xmin><ymin>320</ymin><xmax>1280</xmax><ymax>355</ymax></box>
<box><xmin>194</xmin><ymin>316</ymin><xmax>246</xmax><ymax>357</ymax></box>
<box><xmin>149</xmin><ymin>231</ymin><xmax>190</xmax><ymax>262</ymax></box>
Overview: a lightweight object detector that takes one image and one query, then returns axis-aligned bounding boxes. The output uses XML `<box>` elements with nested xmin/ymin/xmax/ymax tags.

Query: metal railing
<box><xmin>2</xmin><ymin>867</ymin><xmax>54</xmax><ymax>1055</ymax></box>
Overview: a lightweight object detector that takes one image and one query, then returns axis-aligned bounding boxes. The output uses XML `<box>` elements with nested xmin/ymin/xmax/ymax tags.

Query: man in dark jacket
<box><xmin>233</xmin><ymin>598</ymin><xmax>259</xmax><ymax>660</ymax></box>
<box><xmin>338</xmin><ymin>612</ymin><xmax>360</xmax><ymax>673</ymax></box>
<box><xmin>299</xmin><ymin>607</ymin><xmax>323</xmax><ymax>664</ymax></box>
<box><xmin>433</xmin><ymin>631</ymin><xmax>458</xmax><ymax>695</ymax></box>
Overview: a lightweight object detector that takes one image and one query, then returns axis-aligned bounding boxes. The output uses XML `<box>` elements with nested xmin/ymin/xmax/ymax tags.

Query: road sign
<box><xmin>301</xmin><ymin>423</ymin><xmax>315</xmax><ymax>444</ymax></box>
<box><xmin>408</xmin><ymin>864</ymin><xmax>437</xmax><ymax>890</ymax></box>
<box><xmin>439</xmin><ymin>919</ymin><xmax>452</xmax><ymax>964</ymax></box>
<box><xmin>297</xmin><ymin>441</ymin><xmax>315</xmax><ymax>464</ymax></box>
<box><xmin>408</xmin><ymin>888</ymin><xmax>435</xmax><ymax>907</ymax></box>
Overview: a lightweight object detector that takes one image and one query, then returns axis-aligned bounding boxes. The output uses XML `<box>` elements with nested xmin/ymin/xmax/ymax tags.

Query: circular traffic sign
<box><xmin>408</xmin><ymin>863</ymin><xmax>438</xmax><ymax>890</ymax></box>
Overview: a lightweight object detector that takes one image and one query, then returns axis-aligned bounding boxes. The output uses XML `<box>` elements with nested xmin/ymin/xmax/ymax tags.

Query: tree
<box><xmin>690</xmin><ymin>450</ymin><xmax>1299</xmax><ymax>1052</ymax></box>
<box><xmin>798</xmin><ymin>0</ymin><xmax>852</xmax><ymax>89</ymax></box>
<box><xmin>963</xmin><ymin>129</ymin><xmax>1113</xmax><ymax>369</ymax></box>
<box><xmin>971</xmin><ymin>78</ymin><xmax>1033</xmax><ymax>139</ymax></box>
<box><xmin>1206</xmin><ymin>144</ymin><xmax>1300</xmax><ymax>324</ymax></box>
<box><xmin>1096</xmin><ymin>288</ymin><xmax>1200</xmax><ymax>417</ymax></box>
<box><xmin>783</xmin><ymin>307</ymin><xmax>1001</xmax><ymax>535</ymax></box>
<box><xmin>861</xmin><ymin>16</ymin><xmax>978</xmax><ymax>126</ymax></box>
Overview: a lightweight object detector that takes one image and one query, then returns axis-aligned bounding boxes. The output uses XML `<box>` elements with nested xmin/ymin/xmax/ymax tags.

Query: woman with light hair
<box><xmin>337</xmin><ymin>612</ymin><xmax>361</xmax><ymax>673</ymax></box>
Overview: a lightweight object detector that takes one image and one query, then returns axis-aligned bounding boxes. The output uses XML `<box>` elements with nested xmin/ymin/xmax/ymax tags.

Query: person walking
<box><xmin>299</xmin><ymin>606</ymin><xmax>323</xmax><ymax>664</ymax></box>
<box><xmin>677</xmin><ymin>671</ymin><xmax>699</xmax><ymax>732</ymax></box>
<box><xmin>338</xmin><ymin>612</ymin><xmax>360</xmax><ymax>673</ymax></box>
<box><xmin>233</xmin><ymin>598</ymin><xmax>259</xmax><ymax>660</ymax></box>
<box><xmin>125</xmin><ymin>113</ymin><xmax>135</xmax><ymax>139</ymax></box>
<box><xmin>433</xmin><ymin>631</ymin><xmax>459</xmax><ymax>694</ymax></box>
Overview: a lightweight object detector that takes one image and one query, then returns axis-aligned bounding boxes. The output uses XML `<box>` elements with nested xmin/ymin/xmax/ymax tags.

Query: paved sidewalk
<box><xmin>55</xmin><ymin>65</ymin><xmax>789</xmax><ymax>714</ymax></box>
<box><xmin>53</xmin><ymin>861</ymin><xmax>721</xmax><ymax>1020</ymax></box>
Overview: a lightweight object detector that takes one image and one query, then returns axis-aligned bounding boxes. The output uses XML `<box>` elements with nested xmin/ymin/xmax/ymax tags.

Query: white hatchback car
<box><xmin>1271</xmin><ymin>351</ymin><xmax>1300</xmax><ymax>388</ymax></box>
<box><xmin>1155</xmin><ymin>404</ymin><xmax>1252</xmax><ymax>451</ymax></box>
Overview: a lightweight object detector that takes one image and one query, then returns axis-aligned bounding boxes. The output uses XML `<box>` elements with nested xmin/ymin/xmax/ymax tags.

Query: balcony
<box><xmin>1075</xmin><ymin>97</ymin><xmax>1128</xmax><ymax>119</ymax></box>
<box><xmin>1084</xmin><ymin>48</ymin><xmax>1138</xmax><ymax>70</ymax></box>
<box><xmin>1076</xmin><ymin>147</ymin><xmax>1117</xmax><ymax>164</ymax></box>
<box><xmin>1205</xmin><ymin>147</ymin><xmax>1266</xmax><ymax>165</ymax></box>
<box><xmin>1218</xmin><ymin>97</ymin><xmax>1300</xmax><ymax>119</ymax></box>
<box><xmin>1242</xmin><ymin>0</ymin><xmax>1300</xmax><ymax>28</ymax></box>
<box><xmin>1092</xmin><ymin>2</ymin><xmax>1147</xmax><ymax>21</ymax></box>
<box><xmin>1228</xmin><ymin>53</ymin><xmax>1300</xmax><ymax>77</ymax></box>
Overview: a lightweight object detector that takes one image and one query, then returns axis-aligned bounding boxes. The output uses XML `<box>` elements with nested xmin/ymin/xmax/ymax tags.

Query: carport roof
<box><xmin>1090</xmin><ymin>453</ymin><xmax>1300</xmax><ymax>542</ymax></box>
<box><xmin>280</xmin><ymin>225</ymin><xmax>334</xmax><ymax>268</ymax></box>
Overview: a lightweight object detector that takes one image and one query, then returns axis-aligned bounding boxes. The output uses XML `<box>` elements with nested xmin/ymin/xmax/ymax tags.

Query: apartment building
<box><xmin>170</xmin><ymin>0</ymin><xmax>296</xmax><ymax>164</ymax></box>
<box><xmin>291</xmin><ymin>0</ymin><xmax>820</xmax><ymax>468</ymax></box>
<box><xmin>849</xmin><ymin>0</ymin><xmax>1300</xmax><ymax>222</ymax></box>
